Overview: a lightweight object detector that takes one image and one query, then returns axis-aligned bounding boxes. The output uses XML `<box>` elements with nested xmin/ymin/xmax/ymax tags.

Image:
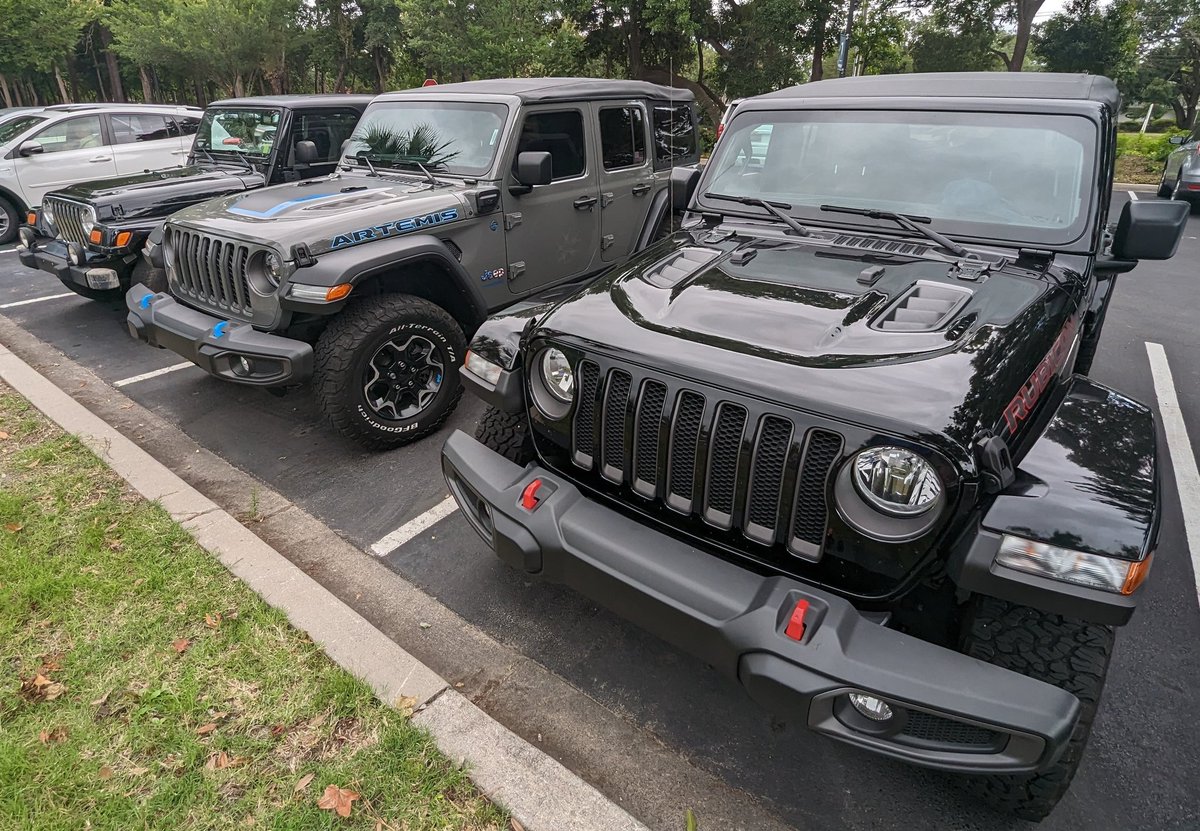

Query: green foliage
<box><xmin>1034</xmin><ymin>0</ymin><xmax>1139</xmax><ymax>89</ymax></box>
<box><xmin>1116</xmin><ymin>130</ymin><xmax>1188</xmax><ymax>162</ymax></box>
<box><xmin>352</xmin><ymin>122</ymin><xmax>460</xmax><ymax>167</ymax></box>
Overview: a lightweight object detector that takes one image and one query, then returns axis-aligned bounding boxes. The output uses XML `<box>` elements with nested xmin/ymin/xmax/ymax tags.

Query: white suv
<box><xmin>0</xmin><ymin>103</ymin><xmax>202</xmax><ymax>244</ymax></box>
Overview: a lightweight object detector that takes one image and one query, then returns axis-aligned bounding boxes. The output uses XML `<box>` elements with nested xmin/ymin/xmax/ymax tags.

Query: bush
<box><xmin>1116</xmin><ymin>131</ymin><xmax>1187</xmax><ymax>163</ymax></box>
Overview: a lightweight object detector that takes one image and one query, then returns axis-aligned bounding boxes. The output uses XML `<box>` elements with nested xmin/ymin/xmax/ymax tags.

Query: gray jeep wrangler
<box><xmin>126</xmin><ymin>79</ymin><xmax>700</xmax><ymax>448</ymax></box>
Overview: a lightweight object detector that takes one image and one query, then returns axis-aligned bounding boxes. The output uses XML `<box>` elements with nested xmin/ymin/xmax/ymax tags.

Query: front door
<box><xmin>108</xmin><ymin>112</ymin><xmax>190</xmax><ymax>175</ymax></box>
<box><xmin>502</xmin><ymin>106</ymin><xmax>601</xmax><ymax>294</ymax></box>
<box><xmin>15</xmin><ymin>115</ymin><xmax>116</xmax><ymax>206</ymax></box>
<box><xmin>595</xmin><ymin>102</ymin><xmax>655</xmax><ymax>262</ymax></box>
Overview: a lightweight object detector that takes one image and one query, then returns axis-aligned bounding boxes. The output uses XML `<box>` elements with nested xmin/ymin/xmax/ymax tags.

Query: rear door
<box><xmin>502</xmin><ymin>106</ymin><xmax>601</xmax><ymax>293</ymax></box>
<box><xmin>595</xmin><ymin>102</ymin><xmax>654</xmax><ymax>262</ymax></box>
<box><xmin>109</xmin><ymin>112</ymin><xmax>189</xmax><ymax>174</ymax></box>
<box><xmin>14</xmin><ymin>114</ymin><xmax>116</xmax><ymax>205</ymax></box>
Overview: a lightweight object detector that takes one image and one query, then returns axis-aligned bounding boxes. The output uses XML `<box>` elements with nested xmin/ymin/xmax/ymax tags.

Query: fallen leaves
<box><xmin>171</xmin><ymin>638</ymin><xmax>191</xmax><ymax>654</ymax></box>
<box><xmin>293</xmin><ymin>773</ymin><xmax>315</xmax><ymax>793</ymax></box>
<box><xmin>20</xmin><ymin>673</ymin><xmax>65</xmax><ymax>702</ymax></box>
<box><xmin>510</xmin><ymin>819</ymin><xmax>527</xmax><ymax>831</ymax></box>
<box><xmin>317</xmin><ymin>785</ymin><xmax>359</xmax><ymax>818</ymax></box>
<box><xmin>3</xmin><ymin>522</ymin><xmax>22</xmax><ymax>533</ymax></box>
<box><xmin>204</xmin><ymin>613</ymin><xmax>222</xmax><ymax>629</ymax></box>
<box><xmin>98</xmin><ymin>765</ymin><xmax>113</xmax><ymax>780</ymax></box>
<box><xmin>205</xmin><ymin>751</ymin><xmax>247</xmax><ymax>771</ymax></box>
<box><xmin>394</xmin><ymin>695</ymin><xmax>417</xmax><ymax>718</ymax></box>
<box><xmin>196</xmin><ymin>722</ymin><xmax>218</xmax><ymax>736</ymax></box>
<box><xmin>38</xmin><ymin>726</ymin><xmax>68</xmax><ymax>744</ymax></box>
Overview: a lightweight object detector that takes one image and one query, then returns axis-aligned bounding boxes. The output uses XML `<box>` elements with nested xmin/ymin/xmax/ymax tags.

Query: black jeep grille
<box><xmin>169</xmin><ymin>228</ymin><xmax>256</xmax><ymax>319</ymax></box>
<box><xmin>568</xmin><ymin>359</ymin><xmax>844</xmax><ymax>560</ymax></box>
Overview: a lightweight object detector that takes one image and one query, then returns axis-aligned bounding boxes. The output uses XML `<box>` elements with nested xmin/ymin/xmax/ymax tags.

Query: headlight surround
<box><xmin>852</xmin><ymin>446</ymin><xmax>943</xmax><ymax>517</ymax></box>
<box><xmin>539</xmin><ymin>348</ymin><xmax>574</xmax><ymax>403</ymax></box>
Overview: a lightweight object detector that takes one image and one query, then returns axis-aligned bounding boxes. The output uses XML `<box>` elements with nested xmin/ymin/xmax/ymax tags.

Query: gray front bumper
<box><xmin>125</xmin><ymin>283</ymin><xmax>312</xmax><ymax>387</ymax></box>
<box><xmin>442</xmin><ymin>429</ymin><xmax>1082</xmax><ymax>775</ymax></box>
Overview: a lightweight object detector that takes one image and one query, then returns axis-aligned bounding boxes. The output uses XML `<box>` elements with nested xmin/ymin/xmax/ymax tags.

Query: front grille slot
<box><xmin>567</xmin><ymin>358</ymin><xmax>844</xmax><ymax>559</ymax></box>
<box><xmin>169</xmin><ymin>228</ymin><xmax>255</xmax><ymax>319</ymax></box>
<box><xmin>47</xmin><ymin>198</ymin><xmax>90</xmax><ymax>247</ymax></box>
<box><xmin>900</xmin><ymin>711</ymin><xmax>1004</xmax><ymax>750</ymax></box>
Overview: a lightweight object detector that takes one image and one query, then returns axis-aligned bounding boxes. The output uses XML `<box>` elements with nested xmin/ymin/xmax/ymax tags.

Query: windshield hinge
<box><xmin>974</xmin><ymin>432</ymin><xmax>1015</xmax><ymax>494</ymax></box>
<box><xmin>1016</xmin><ymin>248</ymin><xmax>1055</xmax><ymax>268</ymax></box>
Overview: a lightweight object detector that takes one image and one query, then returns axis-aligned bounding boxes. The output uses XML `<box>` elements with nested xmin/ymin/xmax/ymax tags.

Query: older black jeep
<box><xmin>442</xmin><ymin>73</ymin><xmax>1187</xmax><ymax>820</ymax></box>
<box><xmin>19</xmin><ymin>95</ymin><xmax>371</xmax><ymax>300</ymax></box>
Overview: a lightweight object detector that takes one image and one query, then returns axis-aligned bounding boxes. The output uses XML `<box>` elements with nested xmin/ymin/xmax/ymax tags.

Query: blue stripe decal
<box><xmin>227</xmin><ymin>191</ymin><xmax>341</xmax><ymax>218</ymax></box>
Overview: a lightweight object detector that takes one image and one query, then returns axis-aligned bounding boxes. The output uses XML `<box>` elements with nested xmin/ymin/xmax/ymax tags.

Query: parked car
<box><xmin>0</xmin><ymin>102</ymin><xmax>202</xmax><ymax>244</ymax></box>
<box><xmin>17</xmin><ymin>95</ymin><xmax>372</xmax><ymax>299</ymax></box>
<box><xmin>1157</xmin><ymin>130</ymin><xmax>1200</xmax><ymax>206</ymax></box>
<box><xmin>125</xmin><ymin>79</ymin><xmax>701</xmax><ymax>449</ymax></box>
<box><xmin>443</xmin><ymin>72</ymin><xmax>1187</xmax><ymax>821</ymax></box>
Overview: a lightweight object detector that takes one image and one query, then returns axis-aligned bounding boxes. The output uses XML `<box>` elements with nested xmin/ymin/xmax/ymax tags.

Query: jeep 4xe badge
<box><xmin>330</xmin><ymin>208</ymin><xmax>461</xmax><ymax>250</ymax></box>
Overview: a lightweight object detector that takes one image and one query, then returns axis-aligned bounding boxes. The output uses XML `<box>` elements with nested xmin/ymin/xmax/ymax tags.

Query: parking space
<box><xmin>2</xmin><ymin>189</ymin><xmax>1198</xmax><ymax>830</ymax></box>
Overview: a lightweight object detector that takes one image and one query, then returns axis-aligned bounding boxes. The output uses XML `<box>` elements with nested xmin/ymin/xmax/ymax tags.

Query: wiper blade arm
<box><xmin>820</xmin><ymin>204</ymin><xmax>967</xmax><ymax>257</ymax></box>
<box><xmin>344</xmin><ymin>153</ymin><xmax>377</xmax><ymax>176</ymax></box>
<box><xmin>704</xmin><ymin>192</ymin><xmax>810</xmax><ymax>236</ymax></box>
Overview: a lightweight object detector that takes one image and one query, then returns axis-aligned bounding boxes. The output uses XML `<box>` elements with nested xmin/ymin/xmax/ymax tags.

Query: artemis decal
<box><xmin>330</xmin><ymin>208</ymin><xmax>461</xmax><ymax>249</ymax></box>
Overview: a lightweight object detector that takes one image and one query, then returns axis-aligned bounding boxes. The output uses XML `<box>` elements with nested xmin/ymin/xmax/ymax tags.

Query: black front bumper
<box><xmin>125</xmin><ymin>283</ymin><xmax>313</xmax><ymax>387</ymax></box>
<box><xmin>442</xmin><ymin>430</ymin><xmax>1082</xmax><ymax>775</ymax></box>
<box><xmin>19</xmin><ymin>240</ymin><xmax>131</xmax><ymax>292</ymax></box>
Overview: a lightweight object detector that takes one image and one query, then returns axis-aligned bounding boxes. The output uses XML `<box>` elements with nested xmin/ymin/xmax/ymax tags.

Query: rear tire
<box><xmin>475</xmin><ymin>406</ymin><xmax>535</xmax><ymax>464</ymax></box>
<box><xmin>0</xmin><ymin>197</ymin><xmax>19</xmax><ymax>246</ymax></box>
<box><xmin>958</xmin><ymin>595</ymin><xmax>1114</xmax><ymax>821</ymax></box>
<box><xmin>1157</xmin><ymin>165</ymin><xmax>1173</xmax><ymax>198</ymax></box>
<box><xmin>313</xmin><ymin>294</ymin><xmax>466</xmax><ymax>451</ymax></box>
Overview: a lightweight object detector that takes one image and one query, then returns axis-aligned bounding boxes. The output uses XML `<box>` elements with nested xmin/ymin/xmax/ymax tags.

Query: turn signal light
<box><xmin>325</xmin><ymin>284</ymin><xmax>352</xmax><ymax>302</ymax></box>
<box><xmin>1122</xmin><ymin>553</ymin><xmax>1153</xmax><ymax>595</ymax></box>
<box><xmin>89</xmin><ymin>228</ymin><xmax>102</xmax><ymax>244</ymax></box>
<box><xmin>115</xmin><ymin>231</ymin><xmax>132</xmax><ymax>247</ymax></box>
<box><xmin>26</xmin><ymin>211</ymin><xmax>36</xmax><ymax>225</ymax></box>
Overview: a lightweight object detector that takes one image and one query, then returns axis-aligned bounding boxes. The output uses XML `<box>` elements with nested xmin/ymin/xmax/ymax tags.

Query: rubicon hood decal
<box><xmin>329</xmin><ymin>208</ymin><xmax>461</xmax><ymax>250</ymax></box>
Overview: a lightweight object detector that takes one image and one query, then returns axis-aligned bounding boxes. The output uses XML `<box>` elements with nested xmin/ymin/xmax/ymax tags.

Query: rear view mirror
<box><xmin>1111</xmin><ymin>199</ymin><xmax>1188</xmax><ymax>260</ymax></box>
<box><xmin>18</xmin><ymin>140</ymin><xmax>43</xmax><ymax>157</ymax></box>
<box><xmin>1168</xmin><ymin>135</ymin><xmax>1187</xmax><ymax>145</ymax></box>
<box><xmin>670</xmin><ymin>166</ymin><xmax>701</xmax><ymax>210</ymax></box>
<box><xmin>515</xmin><ymin>151</ymin><xmax>552</xmax><ymax>187</ymax></box>
<box><xmin>294</xmin><ymin>140</ymin><xmax>318</xmax><ymax>166</ymax></box>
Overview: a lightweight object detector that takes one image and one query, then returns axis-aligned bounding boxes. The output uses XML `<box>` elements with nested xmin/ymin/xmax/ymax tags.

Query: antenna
<box><xmin>668</xmin><ymin>57</ymin><xmax>675</xmax><ymax>225</ymax></box>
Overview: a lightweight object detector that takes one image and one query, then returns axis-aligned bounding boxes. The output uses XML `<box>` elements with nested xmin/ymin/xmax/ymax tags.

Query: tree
<box><xmin>1034</xmin><ymin>0</ymin><xmax>1139</xmax><ymax>88</ymax></box>
<box><xmin>1129</xmin><ymin>0</ymin><xmax>1200</xmax><ymax>129</ymax></box>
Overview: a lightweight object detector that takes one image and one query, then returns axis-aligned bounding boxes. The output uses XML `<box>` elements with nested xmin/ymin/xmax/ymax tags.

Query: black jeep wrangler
<box><xmin>18</xmin><ymin>95</ymin><xmax>371</xmax><ymax>300</ymax></box>
<box><xmin>442</xmin><ymin>73</ymin><xmax>1187</xmax><ymax>819</ymax></box>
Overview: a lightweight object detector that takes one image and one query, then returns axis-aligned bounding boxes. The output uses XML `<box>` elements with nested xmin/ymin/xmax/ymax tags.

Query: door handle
<box><xmin>88</xmin><ymin>155</ymin><xmax>109</xmax><ymax>163</ymax></box>
<box><xmin>573</xmin><ymin>195</ymin><xmax>598</xmax><ymax>210</ymax></box>
<box><xmin>171</xmin><ymin>150</ymin><xmax>189</xmax><ymax>155</ymax></box>
<box><xmin>632</xmin><ymin>183</ymin><xmax>652</xmax><ymax>196</ymax></box>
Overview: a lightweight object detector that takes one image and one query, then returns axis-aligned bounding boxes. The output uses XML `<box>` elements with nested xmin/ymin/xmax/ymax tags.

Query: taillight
<box><xmin>716</xmin><ymin>123</ymin><xmax>725</xmax><ymax>140</ymax></box>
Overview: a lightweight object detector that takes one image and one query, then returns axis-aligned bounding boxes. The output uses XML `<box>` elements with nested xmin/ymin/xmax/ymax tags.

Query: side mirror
<box><xmin>670</xmin><ymin>166</ymin><xmax>701</xmax><ymax>211</ymax></box>
<box><xmin>515</xmin><ymin>151</ymin><xmax>553</xmax><ymax>187</ymax></box>
<box><xmin>1112</xmin><ymin>199</ymin><xmax>1189</xmax><ymax>260</ymax></box>
<box><xmin>1168</xmin><ymin>135</ymin><xmax>1188</xmax><ymax>145</ymax></box>
<box><xmin>18</xmin><ymin>140</ymin><xmax>43</xmax><ymax>157</ymax></box>
<box><xmin>294</xmin><ymin>140</ymin><xmax>318</xmax><ymax>166</ymax></box>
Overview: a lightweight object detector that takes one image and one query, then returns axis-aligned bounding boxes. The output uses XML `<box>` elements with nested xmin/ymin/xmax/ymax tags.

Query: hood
<box><xmin>538</xmin><ymin>233</ymin><xmax>1081</xmax><ymax>463</ymax></box>
<box><xmin>166</xmin><ymin>172</ymin><xmax>475</xmax><ymax>255</ymax></box>
<box><xmin>52</xmin><ymin>165</ymin><xmax>260</xmax><ymax>224</ymax></box>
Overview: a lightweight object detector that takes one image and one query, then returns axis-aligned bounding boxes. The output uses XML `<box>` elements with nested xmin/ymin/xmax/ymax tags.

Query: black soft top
<box><xmin>759</xmin><ymin>72</ymin><xmax>1119</xmax><ymax>112</ymax></box>
<box><xmin>208</xmin><ymin>94</ymin><xmax>375</xmax><ymax>112</ymax></box>
<box><xmin>387</xmin><ymin>77</ymin><xmax>696</xmax><ymax>104</ymax></box>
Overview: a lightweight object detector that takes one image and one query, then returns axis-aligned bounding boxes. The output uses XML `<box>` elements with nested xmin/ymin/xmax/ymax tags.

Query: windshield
<box><xmin>194</xmin><ymin>108</ymin><xmax>282</xmax><ymax>157</ymax></box>
<box><xmin>345</xmin><ymin>101</ymin><xmax>509</xmax><ymax>176</ymax></box>
<box><xmin>704</xmin><ymin>110</ymin><xmax>1097</xmax><ymax>247</ymax></box>
<box><xmin>0</xmin><ymin>114</ymin><xmax>46</xmax><ymax>145</ymax></box>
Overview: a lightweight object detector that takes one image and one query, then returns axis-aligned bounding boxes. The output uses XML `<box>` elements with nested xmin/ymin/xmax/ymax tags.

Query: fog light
<box><xmin>849</xmin><ymin>693</ymin><xmax>894</xmax><ymax>722</ymax></box>
<box><xmin>18</xmin><ymin>227</ymin><xmax>35</xmax><ymax>248</ymax></box>
<box><xmin>68</xmin><ymin>243</ymin><xmax>84</xmax><ymax>266</ymax></box>
<box><xmin>85</xmin><ymin>269</ymin><xmax>120</xmax><ymax>290</ymax></box>
<box><xmin>239</xmin><ymin>357</ymin><xmax>253</xmax><ymax>375</ymax></box>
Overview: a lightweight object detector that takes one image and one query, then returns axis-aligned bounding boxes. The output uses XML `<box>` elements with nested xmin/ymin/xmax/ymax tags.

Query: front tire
<box><xmin>131</xmin><ymin>255</ymin><xmax>167</xmax><ymax>294</ymax></box>
<box><xmin>475</xmin><ymin>406</ymin><xmax>535</xmax><ymax>464</ymax></box>
<box><xmin>958</xmin><ymin>595</ymin><xmax>1114</xmax><ymax>821</ymax></box>
<box><xmin>0</xmin><ymin>197</ymin><xmax>19</xmax><ymax>246</ymax></box>
<box><xmin>313</xmin><ymin>294</ymin><xmax>466</xmax><ymax>450</ymax></box>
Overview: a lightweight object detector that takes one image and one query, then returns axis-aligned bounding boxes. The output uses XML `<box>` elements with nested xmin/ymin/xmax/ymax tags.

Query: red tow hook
<box><xmin>520</xmin><ymin>478</ymin><xmax>544</xmax><ymax>511</ymax></box>
<box><xmin>784</xmin><ymin>599</ymin><xmax>810</xmax><ymax>640</ymax></box>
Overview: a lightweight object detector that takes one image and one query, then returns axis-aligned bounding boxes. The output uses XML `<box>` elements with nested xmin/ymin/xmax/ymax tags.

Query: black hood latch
<box><xmin>974</xmin><ymin>432</ymin><xmax>1015</xmax><ymax>494</ymax></box>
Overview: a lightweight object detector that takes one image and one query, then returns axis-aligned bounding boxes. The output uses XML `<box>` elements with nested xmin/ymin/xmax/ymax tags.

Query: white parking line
<box><xmin>370</xmin><ymin>496</ymin><xmax>459</xmax><ymax>556</ymax></box>
<box><xmin>0</xmin><ymin>292</ymin><xmax>74</xmax><ymax>309</ymax></box>
<box><xmin>0</xmin><ymin>248</ymin><xmax>17</xmax><ymax>256</ymax></box>
<box><xmin>1145</xmin><ymin>342</ymin><xmax>1200</xmax><ymax>603</ymax></box>
<box><xmin>112</xmin><ymin>362</ymin><xmax>195</xmax><ymax>388</ymax></box>
<box><xmin>1128</xmin><ymin>190</ymin><xmax>1140</xmax><ymax>201</ymax></box>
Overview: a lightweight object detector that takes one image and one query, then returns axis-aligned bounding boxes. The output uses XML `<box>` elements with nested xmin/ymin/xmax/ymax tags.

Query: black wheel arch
<box><xmin>0</xmin><ymin>184</ymin><xmax>28</xmax><ymax>214</ymax></box>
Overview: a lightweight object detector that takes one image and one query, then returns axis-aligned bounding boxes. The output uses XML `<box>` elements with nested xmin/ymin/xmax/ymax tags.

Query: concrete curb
<box><xmin>0</xmin><ymin>341</ymin><xmax>649</xmax><ymax>831</ymax></box>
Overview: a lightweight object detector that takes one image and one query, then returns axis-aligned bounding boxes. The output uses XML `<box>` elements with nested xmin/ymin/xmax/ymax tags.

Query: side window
<box><xmin>172</xmin><ymin>117</ymin><xmax>201</xmax><ymax>137</ymax></box>
<box><xmin>111</xmin><ymin>114</ymin><xmax>173</xmax><ymax>144</ymax></box>
<box><xmin>513</xmin><ymin>110</ymin><xmax>586</xmax><ymax>180</ymax></box>
<box><xmin>652</xmin><ymin>105</ymin><xmax>697</xmax><ymax>167</ymax></box>
<box><xmin>599</xmin><ymin>106</ymin><xmax>647</xmax><ymax>170</ymax></box>
<box><xmin>31</xmin><ymin>116</ymin><xmax>104</xmax><ymax>153</ymax></box>
<box><xmin>292</xmin><ymin>110</ymin><xmax>362</xmax><ymax>163</ymax></box>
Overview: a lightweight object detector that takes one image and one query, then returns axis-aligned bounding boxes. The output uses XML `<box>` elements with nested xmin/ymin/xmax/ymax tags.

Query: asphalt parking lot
<box><xmin>2</xmin><ymin>189</ymin><xmax>1199</xmax><ymax>830</ymax></box>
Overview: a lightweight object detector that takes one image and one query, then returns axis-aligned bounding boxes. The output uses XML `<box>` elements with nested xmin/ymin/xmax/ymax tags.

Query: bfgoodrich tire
<box><xmin>475</xmin><ymin>406</ymin><xmax>535</xmax><ymax>464</ymax></box>
<box><xmin>958</xmin><ymin>595</ymin><xmax>1114</xmax><ymax>821</ymax></box>
<box><xmin>313</xmin><ymin>294</ymin><xmax>466</xmax><ymax>450</ymax></box>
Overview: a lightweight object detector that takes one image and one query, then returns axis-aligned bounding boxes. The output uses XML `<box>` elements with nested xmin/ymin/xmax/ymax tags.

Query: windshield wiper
<box><xmin>820</xmin><ymin>204</ymin><xmax>967</xmax><ymax>258</ymax></box>
<box><xmin>344</xmin><ymin>153</ymin><xmax>378</xmax><ymax>177</ymax></box>
<box><xmin>704</xmin><ymin>192</ymin><xmax>810</xmax><ymax>236</ymax></box>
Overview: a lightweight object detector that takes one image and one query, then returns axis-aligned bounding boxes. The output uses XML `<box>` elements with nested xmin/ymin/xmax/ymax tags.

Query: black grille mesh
<box><xmin>669</xmin><ymin>392</ymin><xmax>705</xmax><ymax>501</ymax></box>
<box><xmin>747</xmin><ymin>416</ymin><xmax>792</xmax><ymax>530</ymax></box>
<box><xmin>901</xmin><ymin>711</ymin><xmax>1002</xmax><ymax>748</ymax></box>
<box><xmin>706</xmin><ymin>404</ymin><xmax>747</xmax><ymax>516</ymax></box>
<box><xmin>634</xmin><ymin>381</ymin><xmax>668</xmax><ymax>489</ymax></box>
<box><xmin>602</xmin><ymin>370</ymin><xmax>632</xmax><ymax>478</ymax></box>
<box><xmin>792</xmin><ymin>430</ymin><xmax>843</xmax><ymax>546</ymax></box>
<box><xmin>573</xmin><ymin>361</ymin><xmax>600</xmax><ymax>460</ymax></box>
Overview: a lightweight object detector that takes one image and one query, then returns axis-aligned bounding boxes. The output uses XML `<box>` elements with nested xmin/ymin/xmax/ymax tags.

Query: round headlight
<box><xmin>852</xmin><ymin>446</ymin><xmax>942</xmax><ymax>516</ymax></box>
<box><xmin>265</xmin><ymin>251</ymin><xmax>284</xmax><ymax>284</ymax></box>
<box><xmin>540</xmin><ymin>348</ymin><xmax>574</xmax><ymax>402</ymax></box>
<box><xmin>41</xmin><ymin>203</ymin><xmax>55</xmax><ymax>229</ymax></box>
<box><xmin>80</xmin><ymin>208</ymin><xmax>95</xmax><ymax>237</ymax></box>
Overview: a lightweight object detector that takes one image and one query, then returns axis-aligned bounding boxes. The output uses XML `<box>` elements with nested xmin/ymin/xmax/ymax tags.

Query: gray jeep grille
<box><xmin>169</xmin><ymin>228</ymin><xmax>255</xmax><ymax>319</ymax></box>
<box><xmin>45</xmin><ymin>197</ymin><xmax>91</xmax><ymax>248</ymax></box>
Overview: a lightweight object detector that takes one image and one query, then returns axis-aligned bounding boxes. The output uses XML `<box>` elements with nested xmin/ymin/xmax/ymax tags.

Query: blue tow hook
<box><xmin>212</xmin><ymin>321</ymin><xmax>229</xmax><ymax>339</ymax></box>
<box><xmin>139</xmin><ymin>294</ymin><xmax>152</xmax><ymax>310</ymax></box>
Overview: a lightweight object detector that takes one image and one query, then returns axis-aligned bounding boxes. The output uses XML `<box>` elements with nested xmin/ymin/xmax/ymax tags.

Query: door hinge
<box><xmin>504</xmin><ymin>212</ymin><xmax>522</xmax><ymax>231</ymax></box>
<box><xmin>601</xmin><ymin>192</ymin><xmax>614</xmax><ymax>208</ymax></box>
<box><xmin>507</xmin><ymin>261</ymin><xmax>526</xmax><ymax>281</ymax></box>
<box><xmin>601</xmin><ymin>234</ymin><xmax>615</xmax><ymax>249</ymax></box>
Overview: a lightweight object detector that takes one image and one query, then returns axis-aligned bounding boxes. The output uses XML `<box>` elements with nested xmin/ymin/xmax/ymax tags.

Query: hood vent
<box><xmin>832</xmin><ymin>234</ymin><xmax>929</xmax><ymax>258</ymax></box>
<box><xmin>874</xmin><ymin>281</ymin><xmax>972</xmax><ymax>332</ymax></box>
<box><xmin>642</xmin><ymin>247</ymin><xmax>722</xmax><ymax>288</ymax></box>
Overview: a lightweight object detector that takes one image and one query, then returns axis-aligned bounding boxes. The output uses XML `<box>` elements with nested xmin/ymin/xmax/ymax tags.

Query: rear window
<box><xmin>653</xmin><ymin>105</ymin><xmax>697</xmax><ymax>167</ymax></box>
<box><xmin>0</xmin><ymin>115</ymin><xmax>46</xmax><ymax>144</ymax></box>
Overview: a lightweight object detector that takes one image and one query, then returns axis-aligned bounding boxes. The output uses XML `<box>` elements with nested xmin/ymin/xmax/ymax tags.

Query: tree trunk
<box><xmin>97</xmin><ymin>25</ymin><xmax>126</xmax><ymax>100</ymax></box>
<box><xmin>0</xmin><ymin>74</ymin><xmax>12</xmax><ymax>108</ymax></box>
<box><xmin>234</xmin><ymin>72</ymin><xmax>245</xmax><ymax>98</ymax></box>
<box><xmin>67</xmin><ymin>58</ymin><xmax>80</xmax><ymax>101</ymax></box>
<box><xmin>628</xmin><ymin>1</ymin><xmax>644</xmax><ymax>77</ymax></box>
<box><xmin>139</xmin><ymin>66</ymin><xmax>153</xmax><ymax>102</ymax></box>
<box><xmin>52</xmin><ymin>63</ymin><xmax>70</xmax><ymax>102</ymax></box>
<box><xmin>811</xmin><ymin>17</ymin><xmax>827</xmax><ymax>82</ymax></box>
<box><xmin>194</xmin><ymin>79</ymin><xmax>206</xmax><ymax>108</ymax></box>
<box><xmin>334</xmin><ymin>59</ymin><xmax>348</xmax><ymax>93</ymax></box>
<box><xmin>373</xmin><ymin>48</ymin><xmax>387</xmax><ymax>94</ymax></box>
<box><xmin>1008</xmin><ymin>0</ymin><xmax>1045</xmax><ymax>70</ymax></box>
